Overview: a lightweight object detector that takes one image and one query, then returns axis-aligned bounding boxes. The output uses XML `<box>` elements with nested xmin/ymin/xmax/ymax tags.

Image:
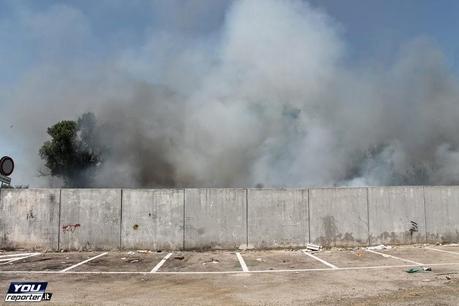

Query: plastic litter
<box><xmin>406</xmin><ymin>266</ymin><xmax>432</xmax><ymax>273</ymax></box>
<box><xmin>367</xmin><ymin>244</ymin><xmax>392</xmax><ymax>250</ymax></box>
<box><xmin>174</xmin><ymin>255</ymin><xmax>185</xmax><ymax>260</ymax></box>
<box><xmin>306</xmin><ymin>243</ymin><xmax>320</xmax><ymax>251</ymax></box>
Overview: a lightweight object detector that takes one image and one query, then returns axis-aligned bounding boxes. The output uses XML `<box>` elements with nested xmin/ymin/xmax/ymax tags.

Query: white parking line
<box><xmin>2</xmin><ymin>262</ymin><xmax>459</xmax><ymax>275</ymax></box>
<box><xmin>302</xmin><ymin>250</ymin><xmax>338</xmax><ymax>269</ymax></box>
<box><xmin>425</xmin><ymin>247</ymin><xmax>459</xmax><ymax>256</ymax></box>
<box><xmin>60</xmin><ymin>252</ymin><xmax>108</xmax><ymax>272</ymax></box>
<box><xmin>0</xmin><ymin>253</ymin><xmax>41</xmax><ymax>266</ymax></box>
<box><xmin>366</xmin><ymin>249</ymin><xmax>423</xmax><ymax>265</ymax></box>
<box><xmin>0</xmin><ymin>253</ymin><xmax>40</xmax><ymax>258</ymax></box>
<box><xmin>150</xmin><ymin>253</ymin><xmax>173</xmax><ymax>273</ymax></box>
<box><xmin>236</xmin><ymin>252</ymin><xmax>249</xmax><ymax>272</ymax></box>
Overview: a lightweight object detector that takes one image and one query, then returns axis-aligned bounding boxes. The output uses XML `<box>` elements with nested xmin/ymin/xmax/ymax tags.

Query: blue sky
<box><xmin>2</xmin><ymin>0</ymin><xmax>459</xmax><ymax>186</ymax></box>
<box><xmin>1</xmin><ymin>0</ymin><xmax>459</xmax><ymax>88</ymax></box>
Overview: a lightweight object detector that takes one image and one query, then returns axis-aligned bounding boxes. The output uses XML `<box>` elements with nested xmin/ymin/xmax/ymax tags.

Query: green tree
<box><xmin>39</xmin><ymin>113</ymin><xmax>100</xmax><ymax>187</ymax></box>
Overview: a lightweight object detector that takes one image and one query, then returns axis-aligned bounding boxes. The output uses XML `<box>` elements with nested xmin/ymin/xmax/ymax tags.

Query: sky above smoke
<box><xmin>2</xmin><ymin>0</ymin><xmax>459</xmax><ymax>187</ymax></box>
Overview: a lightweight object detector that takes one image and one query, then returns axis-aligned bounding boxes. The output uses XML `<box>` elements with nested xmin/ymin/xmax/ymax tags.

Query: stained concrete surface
<box><xmin>160</xmin><ymin>251</ymin><xmax>241</xmax><ymax>272</ymax></box>
<box><xmin>309</xmin><ymin>188</ymin><xmax>369</xmax><ymax>247</ymax></box>
<box><xmin>0</xmin><ymin>189</ymin><xmax>59</xmax><ymax>250</ymax></box>
<box><xmin>184</xmin><ymin>189</ymin><xmax>247</xmax><ymax>250</ymax></box>
<box><xmin>247</xmin><ymin>188</ymin><xmax>308</xmax><ymax>248</ymax></box>
<box><xmin>60</xmin><ymin>189</ymin><xmax>121</xmax><ymax>250</ymax></box>
<box><xmin>368</xmin><ymin>186</ymin><xmax>426</xmax><ymax>245</ymax></box>
<box><xmin>121</xmin><ymin>189</ymin><xmax>184</xmax><ymax>250</ymax></box>
<box><xmin>242</xmin><ymin>250</ymin><xmax>325</xmax><ymax>270</ymax></box>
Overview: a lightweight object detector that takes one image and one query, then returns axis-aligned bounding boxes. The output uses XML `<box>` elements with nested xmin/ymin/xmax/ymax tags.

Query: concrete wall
<box><xmin>309</xmin><ymin>188</ymin><xmax>369</xmax><ymax>247</ymax></box>
<box><xmin>121</xmin><ymin>189</ymin><xmax>183</xmax><ymax>250</ymax></box>
<box><xmin>184</xmin><ymin>188</ymin><xmax>246</xmax><ymax>250</ymax></box>
<box><xmin>369</xmin><ymin>187</ymin><xmax>426</xmax><ymax>245</ymax></box>
<box><xmin>0</xmin><ymin>189</ymin><xmax>59</xmax><ymax>250</ymax></box>
<box><xmin>60</xmin><ymin>189</ymin><xmax>121</xmax><ymax>250</ymax></box>
<box><xmin>248</xmin><ymin>188</ymin><xmax>308</xmax><ymax>248</ymax></box>
<box><xmin>424</xmin><ymin>186</ymin><xmax>459</xmax><ymax>243</ymax></box>
<box><xmin>0</xmin><ymin>186</ymin><xmax>458</xmax><ymax>250</ymax></box>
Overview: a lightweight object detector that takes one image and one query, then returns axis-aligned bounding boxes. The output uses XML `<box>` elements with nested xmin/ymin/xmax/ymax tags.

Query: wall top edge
<box><xmin>4</xmin><ymin>185</ymin><xmax>459</xmax><ymax>192</ymax></box>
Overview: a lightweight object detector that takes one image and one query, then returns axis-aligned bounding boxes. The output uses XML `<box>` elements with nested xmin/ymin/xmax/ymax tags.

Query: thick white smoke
<box><xmin>5</xmin><ymin>0</ymin><xmax>459</xmax><ymax>187</ymax></box>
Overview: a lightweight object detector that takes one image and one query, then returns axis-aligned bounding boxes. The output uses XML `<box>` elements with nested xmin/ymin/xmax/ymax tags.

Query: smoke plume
<box><xmin>4</xmin><ymin>0</ymin><xmax>459</xmax><ymax>187</ymax></box>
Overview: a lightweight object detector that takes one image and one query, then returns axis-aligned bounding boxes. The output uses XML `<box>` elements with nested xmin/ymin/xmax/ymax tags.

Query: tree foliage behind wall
<box><xmin>39</xmin><ymin>112</ymin><xmax>101</xmax><ymax>187</ymax></box>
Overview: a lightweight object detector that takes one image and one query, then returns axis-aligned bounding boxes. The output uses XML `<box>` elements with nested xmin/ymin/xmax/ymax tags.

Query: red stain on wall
<box><xmin>62</xmin><ymin>224</ymin><xmax>81</xmax><ymax>233</ymax></box>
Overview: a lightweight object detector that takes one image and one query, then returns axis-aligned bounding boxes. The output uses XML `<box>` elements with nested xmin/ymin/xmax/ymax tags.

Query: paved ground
<box><xmin>0</xmin><ymin>244</ymin><xmax>458</xmax><ymax>305</ymax></box>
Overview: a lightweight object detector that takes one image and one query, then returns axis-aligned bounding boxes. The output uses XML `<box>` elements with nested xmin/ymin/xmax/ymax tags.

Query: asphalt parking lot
<box><xmin>0</xmin><ymin>244</ymin><xmax>458</xmax><ymax>305</ymax></box>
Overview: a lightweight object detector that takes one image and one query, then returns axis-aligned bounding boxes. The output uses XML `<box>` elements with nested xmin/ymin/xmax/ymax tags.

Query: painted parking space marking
<box><xmin>0</xmin><ymin>253</ymin><xmax>41</xmax><ymax>265</ymax></box>
<box><xmin>0</xmin><ymin>262</ymin><xmax>458</xmax><ymax>275</ymax></box>
<box><xmin>150</xmin><ymin>253</ymin><xmax>173</xmax><ymax>273</ymax></box>
<box><xmin>366</xmin><ymin>249</ymin><xmax>423</xmax><ymax>265</ymax></box>
<box><xmin>425</xmin><ymin>247</ymin><xmax>459</xmax><ymax>256</ymax></box>
<box><xmin>0</xmin><ymin>246</ymin><xmax>457</xmax><ymax>275</ymax></box>
<box><xmin>60</xmin><ymin>252</ymin><xmax>108</xmax><ymax>272</ymax></box>
<box><xmin>302</xmin><ymin>250</ymin><xmax>338</xmax><ymax>269</ymax></box>
<box><xmin>0</xmin><ymin>253</ymin><xmax>41</xmax><ymax>258</ymax></box>
<box><xmin>236</xmin><ymin>252</ymin><xmax>249</xmax><ymax>272</ymax></box>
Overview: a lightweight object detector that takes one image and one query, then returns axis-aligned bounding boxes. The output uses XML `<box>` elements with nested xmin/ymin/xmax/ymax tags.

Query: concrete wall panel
<box><xmin>0</xmin><ymin>189</ymin><xmax>59</xmax><ymax>250</ymax></box>
<box><xmin>368</xmin><ymin>187</ymin><xmax>425</xmax><ymax>245</ymax></box>
<box><xmin>424</xmin><ymin>187</ymin><xmax>459</xmax><ymax>243</ymax></box>
<box><xmin>248</xmin><ymin>188</ymin><xmax>308</xmax><ymax>248</ymax></box>
<box><xmin>309</xmin><ymin>188</ymin><xmax>368</xmax><ymax>247</ymax></box>
<box><xmin>121</xmin><ymin>189</ymin><xmax>183</xmax><ymax>250</ymax></box>
<box><xmin>184</xmin><ymin>188</ymin><xmax>246</xmax><ymax>250</ymax></box>
<box><xmin>60</xmin><ymin>189</ymin><xmax>121</xmax><ymax>250</ymax></box>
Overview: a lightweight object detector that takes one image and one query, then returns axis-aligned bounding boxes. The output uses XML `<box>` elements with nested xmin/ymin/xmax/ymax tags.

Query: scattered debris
<box><xmin>174</xmin><ymin>255</ymin><xmax>185</xmax><ymax>260</ymax></box>
<box><xmin>202</xmin><ymin>258</ymin><xmax>219</xmax><ymax>266</ymax></box>
<box><xmin>127</xmin><ymin>251</ymin><xmax>135</xmax><ymax>256</ymax></box>
<box><xmin>256</xmin><ymin>258</ymin><xmax>264</xmax><ymax>262</ymax></box>
<box><xmin>156</xmin><ymin>250</ymin><xmax>162</xmax><ymax>253</ymax></box>
<box><xmin>446</xmin><ymin>275</ymin><xmax>451</xmax><ymax>280</ymax></box>
<box><xmin>137</xmin><ymin>250</ymin><xmax>148</xmax><ymax>254</ymax></box>
<box><xmin>368</xmin><ymin>244</ymin><xmax>392</xmax><ymax>250</ymax></box>
<box><xmin>306</xmin><ymin>243</ymin><xmax>320</xmax><ymax>251</ymax></box>
<box><xmin>406</xmin><ymin>268</ymin><xmax>421</xmax><ymax>273</ymax></box>
<box><xmin>406</xmin><ymin>266</ymin><xmax>432</xmax><ymax>273</ymax></box>
<box><xmin>121</xmin><ymin>257</ymin><xmax>126</xmax><ymax>260</ymax></box>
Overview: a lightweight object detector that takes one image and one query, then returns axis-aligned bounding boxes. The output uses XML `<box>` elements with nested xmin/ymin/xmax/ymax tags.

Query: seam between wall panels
<box><xmin>366</xmin><ymin>187</ymin><xmax>370</xmax><ymax>246</ymax></box>
<box><xmin>307</xmin><ymin>188</ymin><xmax>311</xmax><ymax>244</ymax></box>
<box><xmin>246</xmin><ymin>188</ymin><xmax>249</xmax><ymax>248</ymax></box>
<box><xmin>182</xmin><ymin>189</ymin><xmax>186</xmax><ymax>250</ymax></box>
<box><xmin>423</xmin><ymin>186</ymin><xmax>427</xmax><ymax>243</ymax></box>
<box><xmin>119</xmin><ymin>189</ymin><xmax>123</xmax><ymax>250</ymax></box>
<box><xmin>57</xmin><ymin>189</ymin><xmax>62</xmax><ymax>251</ymax></box>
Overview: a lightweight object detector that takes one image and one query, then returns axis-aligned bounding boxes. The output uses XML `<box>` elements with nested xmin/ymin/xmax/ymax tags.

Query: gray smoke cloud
<box><xmin>5</xmin><ymin>0</ymin><xmax>459</xmax><ymax>187</ymax></box>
